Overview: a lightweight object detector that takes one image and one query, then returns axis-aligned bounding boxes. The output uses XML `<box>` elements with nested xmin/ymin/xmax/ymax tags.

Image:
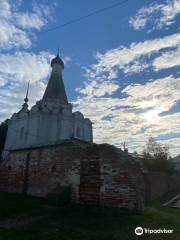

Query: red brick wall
<box><xmin>0</xmin><ymin>142</ymin><xmax>145</xmax><ymax>210</ymax></box>
<box><xmin>98</xmin><ymin>145</ymin><xmax>145</xmax><ymax>210</ymax></box>
<box><xmin>0</xmin><ymin>145</ymin><xmax>81</xmax><ymax>202</ymax></box>
<box><xmin>79</xmin><ymin>158</ymin><xmax>100</xmax><ymax>205</ymax></box>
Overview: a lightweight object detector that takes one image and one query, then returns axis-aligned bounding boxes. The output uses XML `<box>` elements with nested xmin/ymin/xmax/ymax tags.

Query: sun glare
<box><xmin>142</xmin><ymin>109</ymin><xmax>161</xmax><ymax>123</ymax></box>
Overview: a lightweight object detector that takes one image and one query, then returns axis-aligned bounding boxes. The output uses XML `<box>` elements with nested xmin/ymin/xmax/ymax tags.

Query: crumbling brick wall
<box><xmin>0</xmin><ymin>141</ymin><xmax>145</xmax><ymax>210</ymax></box>
<box><xmin>98</xmin><ymin>144</ymin><xmax>144</xmax><ymax>210</ymax></box>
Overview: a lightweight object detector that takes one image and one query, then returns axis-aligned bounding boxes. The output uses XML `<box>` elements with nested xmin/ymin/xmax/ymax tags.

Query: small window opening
<box><xmin>8</xmin><ymin>166</ymin><xmax>12</xmax><ymax>171</ymax></box>
<box><xmin>24</xmin><ymin>131</ymin><xmax>28</xmax><ymax>143</ymax></box>
<box><xmin>19</xmin><ymin>127</ymin><xmax>24</xmax><ymax>140</ymax></box>
<box><xmin>76</xmin><ymin>127</ymin><xmax>81</xmax><ymax>138</ymax></box>
<box><xmin>51</xmin><ymin>166</ymin><xmax>57</xmax><ymax>172</ymax></box>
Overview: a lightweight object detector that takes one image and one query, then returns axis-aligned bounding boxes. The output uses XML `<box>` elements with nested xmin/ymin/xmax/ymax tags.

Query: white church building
<box><xmin>4</xmin><ymin>53</ymin><xmax>93</xmax><ymax>150</ymax></box>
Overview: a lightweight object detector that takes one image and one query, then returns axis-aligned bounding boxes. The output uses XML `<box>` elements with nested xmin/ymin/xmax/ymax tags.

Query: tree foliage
<box><xmin>0</xmin><ymin>119</ymin><xmax>8</xmax><ymax>158</ymax></box>
<box><xmin>142</xmin><ymin>137</ymin><xmax>174</xmax><ymax>174</ymax></box>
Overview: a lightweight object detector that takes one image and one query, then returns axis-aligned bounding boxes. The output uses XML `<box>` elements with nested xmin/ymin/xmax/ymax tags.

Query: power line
<box><xmin>42</xmin><ymin>0</ymin><xmax>130</xmax><ymax>33</ymax></box>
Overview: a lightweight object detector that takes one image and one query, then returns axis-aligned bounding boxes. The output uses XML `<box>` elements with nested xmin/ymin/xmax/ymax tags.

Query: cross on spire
<box><xmin>57</xmin><ymin>47</ymin><xmax>59</xmax><ymax>56</ymax></box>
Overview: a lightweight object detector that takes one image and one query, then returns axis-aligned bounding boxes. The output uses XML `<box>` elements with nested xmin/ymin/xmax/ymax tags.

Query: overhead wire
<box><xmin>42</xmin><ymin>0</ymin><xmax>130</xmax><ymax>33</ymax></box>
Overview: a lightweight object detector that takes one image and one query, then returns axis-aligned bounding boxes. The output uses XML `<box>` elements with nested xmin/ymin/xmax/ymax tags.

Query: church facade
<box><xmin>4</xmin><ymin>54</ymin><xmax>92</xmax><ymax>151</ymax></box>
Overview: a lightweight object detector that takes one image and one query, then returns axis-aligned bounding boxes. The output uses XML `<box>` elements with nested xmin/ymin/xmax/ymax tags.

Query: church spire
<box><xmin>43</xmin><ymin>53</ymin><xmax>68</xmax><ymax>104</ymax></box>
<box><xmin>22</xmin><ymin>81</ymin><xmax>30</xmax><ymax>109</ymax></box>
<box><xmin>24</xmin><ymin>80</ymin><xmax>30</xmax><ymax>103</ymax></box>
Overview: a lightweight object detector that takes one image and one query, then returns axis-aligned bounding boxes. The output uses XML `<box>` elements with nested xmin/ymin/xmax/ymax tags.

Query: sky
<box><xmin>0</xmin><ymin>0</ymin><xmax>180</xmax><ymax>156</ymax></box>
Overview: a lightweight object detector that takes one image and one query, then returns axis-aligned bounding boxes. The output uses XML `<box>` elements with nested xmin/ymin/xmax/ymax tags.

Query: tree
<box><xmin>142</xmin><ymin>137</ymin><xmax>174</xmax><ymax>175</ymax></box>
<box><xmin>0</xmin><ymin>119</ymin><xmax>8</xmax><ymax>158</ymax></box>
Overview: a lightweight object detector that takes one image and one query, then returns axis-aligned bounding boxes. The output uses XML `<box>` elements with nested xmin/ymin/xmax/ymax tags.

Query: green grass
<box><xmin>0</xmin><ymin>192</ymin><xmax>180</xmax><ymax>240</ymax></box>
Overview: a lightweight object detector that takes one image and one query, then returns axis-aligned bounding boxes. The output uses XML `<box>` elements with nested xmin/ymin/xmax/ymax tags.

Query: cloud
<box><xmin>0</xmin><ymin>0</ymin><xmax>54</xmax><ymax>50</ymax></box>
<box><xmin>84</xmin><ymin>33</ymin><xmax>180</xmax><ymax>79</ymax></box>
<box><xmin>129</xmin><ymin>0</ymin><xmax>180</xmax><ymax>31</ymax></box>
<box><xmin>153</xmin><ymin>46</ymin><xmax>180</xmax><ymax>71</ymax></box>
<box><xmin>0</xmin><ymin>51</ymin><xmax>53</xmax><ymax>84</ymax></box>
<box><xmin>74</xmin><ymin>32</ymin><xmax>180</xmax><ymax>156</ymax></box>
<box><xmin>74</xmin><ymin>74</ymin><xmax>180</xmax><ymax>156</ymax></box>
<box><xmin>0</xmin><ymin>51</ymin><xmax>53</xmax><ymax>122</ymax></box>
<box><xmin>14</xmin><ymin>3</ymin><xmax>54</xmax><ymax>30</ymax></box>
<box><xmin>0</xmin><ymin>80</ymin><xmax>46</xmax><ymax>121</ymax></box>
<box><xmin>77</xmin><ymin>80</ymin><xmax>120</xmax><ymax>97</ymax></box>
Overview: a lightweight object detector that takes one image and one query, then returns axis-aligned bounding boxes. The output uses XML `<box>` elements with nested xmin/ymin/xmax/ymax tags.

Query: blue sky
<box><xmin>0</xmin><ymin>0</ymin><xmax>180</xmax><ymax>156</ymax></box>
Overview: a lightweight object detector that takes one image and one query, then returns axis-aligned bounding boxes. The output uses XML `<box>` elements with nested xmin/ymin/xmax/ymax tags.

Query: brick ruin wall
<box><xmin>0</xmin><ymin>142</ymin><xmax>145</xmax><ymax>210</ymax></box>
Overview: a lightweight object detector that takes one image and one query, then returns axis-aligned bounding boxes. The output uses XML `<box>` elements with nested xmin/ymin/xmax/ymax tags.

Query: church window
<box><xmin>51</xmin><ymin>166</ymin><xmax>57</xmax><ymax>173</ymax></box>
<box><xmin>8</xmin><ymin>166</ymin><xmax>12</xmax><ymax>171</ymax></box>
<box><xmin>20</xmin><ymin>127</ymin><xmax>24</xmax><ymax>140</ymax></box>
<box><xmin>24</xmin><ymin>131</ymin><xmax>28</xmax><ymax>143</ymax></box>
<box><xmin>76</xmin><ymin>127</ymin><xmax>81</xmax><ymax>138</ymax></box>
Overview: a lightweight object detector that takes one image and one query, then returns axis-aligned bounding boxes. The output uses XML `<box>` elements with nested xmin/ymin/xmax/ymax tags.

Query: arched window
<box><xmin>19</xmin><ymin>127</ymin><xmax>24</xmax><ymax>140</ymax></box>
<box><xmin>51</xmin><ymin>166</ymin><xmax>57</xmax><ymax>173</ymax></box>
<box><xmin>24</xmin><ymin>131</ymin><xmax>28</xmax><ymax>143</ymax></box>
<box><xmin>76</xmin><ymin>127</ymin><xmax>81</xmax><ymax>138</ymax></box>
<box><xmin>8</xmin><ymin>166</ymin><xmax>12</xmax><ymax>171</ymax></box>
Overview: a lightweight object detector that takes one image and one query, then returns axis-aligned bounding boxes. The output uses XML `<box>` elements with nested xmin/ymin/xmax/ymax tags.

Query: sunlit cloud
<box><xmin>83</xmin><ymin>33</ymin><xmax>180</xmax><ymax>80</ymax></box>
<box><xmin>129</xmin><ymin>0</ymin><xmax>180</xmax><ymax>31</ymax></box>
<box><xmin>0</xmin><ymin>51</ymin><xmax>52</xmax><ymax>121</ymax></box>
<box><xmin>0</xmin><ymin>0</ymin><xmax>54</xmax><ymax>50</ymax></box>
<box><xmin>153</xmin><ymin>46</ymin><xmax>180</xmax><ymax>71</ymax></box>
<box><xmin>74</xmin><ymin>72</ymin><xmax>180</xmax><ymax>156</ymax></box>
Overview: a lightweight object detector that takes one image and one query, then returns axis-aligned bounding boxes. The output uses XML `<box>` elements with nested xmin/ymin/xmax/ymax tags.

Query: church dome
<box><xmin>51</xmin><ymin>54</ymin><xmax>64</xmax><ymax>68</ymax></box>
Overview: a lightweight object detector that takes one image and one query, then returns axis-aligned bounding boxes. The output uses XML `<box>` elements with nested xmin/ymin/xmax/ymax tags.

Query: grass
<box><xmin>0</xmin><ymin>192</ymin><xmax>180</xmax><ymax>240</ymax></box>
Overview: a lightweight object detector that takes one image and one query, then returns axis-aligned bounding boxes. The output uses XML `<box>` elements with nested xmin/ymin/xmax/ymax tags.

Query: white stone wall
<box><xmin>4</xmin><ymin>100</ymin><xmax>92</xmax><ymax>150</ymax></box>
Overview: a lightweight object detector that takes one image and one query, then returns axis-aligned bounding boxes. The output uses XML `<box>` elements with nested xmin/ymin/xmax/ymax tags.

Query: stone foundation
<box><xmin>0</xmin><ymin>140</ymin><xmax>145</xmax><ymax>210</ymax></box>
